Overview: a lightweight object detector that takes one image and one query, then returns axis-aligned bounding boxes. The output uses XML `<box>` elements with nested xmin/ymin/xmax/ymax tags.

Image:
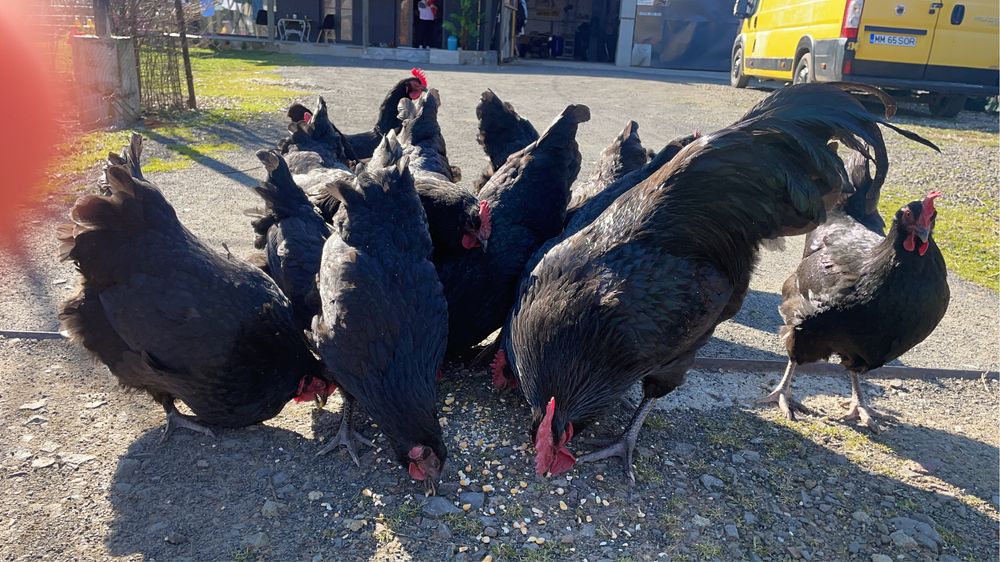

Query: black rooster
<box><xmin>58</xmin><ymin>135</ymin><xmax>330</xmax><ymax>441</ymax></box>
<box><xmin>472</xmin><ymin>90</ymin><xmax>539</xmax><ymax>192</ymax></box>
<box><xmin>248</xmin><ymin>150</ymin><xmax>332</xmax><ymax>331</ymax></box>
<box><xmin>490</xmin><ymin>131</ymin><xmax>699</xmax><ymax>391</ymax></box>
<box><xmin>288</xmin><ymin>69</ymin><xmax>428</xmax><ymax>160</ymax></box>
<box><xmin>506</xmin><ymin>83</ymin><xmax>937</xmax><ymax>481</ymax></box>
<box><xmin>437</xmin><ymin>103</ymin><xmax>590</xmax><ymax>355</ymax></box>
<box><xmin>311</xmin><ymin>134</ymin><xmax>448</xmax><ymax>494</ymax></box>
<box><xmin>762</xmin><ymin>152</ymin><xmax>948</xmax><ymax>432</ymax></box>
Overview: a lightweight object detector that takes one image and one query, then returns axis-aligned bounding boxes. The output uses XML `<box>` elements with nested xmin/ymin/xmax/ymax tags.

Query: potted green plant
<box><xmin>442</xmin><ymin>0</ymin><xmax>481</xmax><ymax>51</ymax></box>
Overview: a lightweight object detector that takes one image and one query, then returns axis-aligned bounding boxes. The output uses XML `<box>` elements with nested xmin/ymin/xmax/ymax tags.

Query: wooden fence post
<box><xmin>174</xmin><ymin>0</ymin><xmax>197</xmax><ymax>110</ymax></box>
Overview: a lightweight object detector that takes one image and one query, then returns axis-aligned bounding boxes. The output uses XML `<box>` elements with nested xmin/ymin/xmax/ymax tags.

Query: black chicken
<box><xmin>311</xmin><ymin>134</ymin><xmax>448</xmax><ymax>494</ymax></box>
<box><xmin>472</xmin><ymin>90</ymin><xmax>539</xmax><ymax>192</ymax></box>
<box><xmin>567</xmin><ymin>120</ymin><xmax>649</xmax><ymax>214</ymax></box>
<box><xmin>490</xmin><ymin>131</ymin><xmax>699</xmax><ymax>391</ymax></box>
<box><xmin>506</xmin><ymin>83</ymin><xmax>937</xmax><ymax>481</ymax></box>
<box><xmin>288</xmin><ymin>69</ymin><xmax>428</xmax><ymax>160</ymax></box>
<box><xmin>437</xmin><ymin>103</ymin><xmax>590</xmax><ymax>355</ymax></box>
<box><xmin>280</xmin><ymin>96</ymin><xmax>356</xmax><ymax>168</ymax></box>
<box><xmin>58</xmin><ymin>135</ymin><xmax>330</xmax><ymax>441</ymax></box>
<box><xmin>762</xmin><ymin>152</ymin><xmax>947</xmax><ymax>432</ymax></box>
<box><xmin>248</xmin><ymin>150</ymin><xmax>332</xmax><ymax>331</ymax></box>
<box><xmin>398</xmin><ymin>88</ymin><xmax>461</xmax><ymax>183</ymax></box>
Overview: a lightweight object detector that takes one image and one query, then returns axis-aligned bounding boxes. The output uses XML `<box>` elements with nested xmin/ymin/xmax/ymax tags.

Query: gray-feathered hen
<box><xmin>311</xmin><ymin>133</ymin><xmax>448</xmax><ymax>494</ymax></box>
<box><xmin>58</xmin><ymin>135</ymin><xmax>331</xmax><ymax>442</ymax></box>
<box><xmin>507</xmin><ymin>83</ymin><xmax>938</xmax><ymax>482</ymax></box>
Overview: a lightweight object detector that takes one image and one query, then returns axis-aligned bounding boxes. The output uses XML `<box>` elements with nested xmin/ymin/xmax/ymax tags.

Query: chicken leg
<box><xmin>316</xmin><ymin>395</ymin><xmax>373</xmax><ymax>465</ymax></box>
<box><xmin>757</xmin><ymin>360</ymin><xmax>815</xmax><ymax>420</ymax></box>
<box><xmin>576</xmin><ymin>396</ymin><xmax>657</xmax><ymax>484</ymax></box>
<box><xmin>840</xmin><ymin>370</ymin><xmax>891</xmax><ymax>433</ymax></box>
<box><xmin>159</xmin><ymin>398</ymin><xmax>215</xmax><ymax>444</ymax></box>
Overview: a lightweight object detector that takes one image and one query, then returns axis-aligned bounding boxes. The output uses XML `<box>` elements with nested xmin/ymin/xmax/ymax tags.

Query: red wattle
<box><xmin>408</xmin><ymin>462</ymin><xmax>426</xmax><ymax>481</ymax></box>
<box><xmin>919</xmin><ymin>241</ymin><xmax>929</xmax><ymax>256</ymax></box>
<box><xmin>903</xmin><ymin>233</ymin><xmax>916</xmax><ymax>252</ymax></box>
<box><xmin>461</xmin><ymin>233</ymin><xmax>481</xmax><ymax>249</ymax></box>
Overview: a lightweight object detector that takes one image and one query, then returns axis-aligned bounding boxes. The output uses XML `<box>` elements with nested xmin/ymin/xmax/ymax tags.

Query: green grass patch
<box><xmin>879</xmin><ymin>189</ymin><xmax>998</xmax><ymax>291</ymax></box>
<box><xmin>441</xmin><ymin>513</ymin><xmax>484</xmax><ymax>536</ymax></box>
<box><xmin>50</xmin><ymin>47</ymin><xmax>311</xmax><ymax>190</ymax></box>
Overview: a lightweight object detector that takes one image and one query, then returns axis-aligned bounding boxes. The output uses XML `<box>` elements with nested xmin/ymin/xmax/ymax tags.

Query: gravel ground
<box><xmin>0</xmin><ymin>58</ymin><xmax>996</xmax><ymax>562</ymax></box>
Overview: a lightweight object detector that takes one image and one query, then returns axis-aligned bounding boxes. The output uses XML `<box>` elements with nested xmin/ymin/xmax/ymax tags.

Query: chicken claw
<box><xmin>839</xmin><ymin>371</ymin><xmax>893</xmax><ymax>433</ymax></box>
<box><xmin>577</xmin><ymin>397</ymin><xmax>657</xmax><ymax>484</ymax></box>
<box><xmin>316</xmin><ymin>398</ymin><xmax>373</xmax><ymax>465</ymax></box>
<box><xmin>756</xmin><ymin>360</ymin><xmax>815</xmax><ymax>421</ymax></box>
<box><xmin>160</xmin><ymin>408</ymin><xmax>216</xmax><ymax>444</ymax></box>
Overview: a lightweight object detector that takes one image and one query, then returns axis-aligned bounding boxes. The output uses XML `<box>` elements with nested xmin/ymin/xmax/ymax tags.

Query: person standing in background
<box><xmin>415</xmin><ymin>0</ymin><xmax>439</xmax><ymax>48</ymax></box>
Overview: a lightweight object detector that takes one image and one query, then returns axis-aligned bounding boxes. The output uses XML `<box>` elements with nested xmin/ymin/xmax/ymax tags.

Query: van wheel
<box><xmin>731</xmin><ymin>45</ymin><xmax>749</xmax><ymax>88</ymax></box>
<box><xmin>928</xmin><ymin>95</ymin><xmax>966</xmax><ymax>118</ymax></box>
<box><xmin>792</xmin><ymin>53</ymin><xmax>812</xmax><ymax>84</ymax></box>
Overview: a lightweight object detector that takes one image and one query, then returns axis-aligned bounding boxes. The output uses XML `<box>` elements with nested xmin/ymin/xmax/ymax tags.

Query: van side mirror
<box><xmin>733</xmin><ymin>0</ymin><xmax>751</xmax><ymax>18</ymax></box>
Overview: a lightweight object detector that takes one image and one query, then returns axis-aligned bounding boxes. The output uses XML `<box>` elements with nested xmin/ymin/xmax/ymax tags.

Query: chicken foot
<box><xmin>159</xmin><ymin>399</ymin><xmax>216</xmax><ymax>444</ymax></box>
<box><xmin>756</xmin><ymin>360</ymin><xmax>815</xmax><ymax>420</ymax></box>
<box><xmin>840</xmin><ymin>371</ymin><xmax>893</xmax><ymax>433</ymax></box>
<box><xmin>316</xmin><ymin>396</ymin><xmax>373</xmax><ymax>465</ymax></box>
<box><xmin>576</xmin><ymin>396</ymin><xmax>657</xmax><ymax>484</ymax></box>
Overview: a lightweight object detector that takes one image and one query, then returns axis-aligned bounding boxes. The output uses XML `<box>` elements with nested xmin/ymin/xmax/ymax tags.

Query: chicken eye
<box><xmin>902</xmin><ymin>208</ymin><xmax>912</xmax><ymax>218</ymax></box>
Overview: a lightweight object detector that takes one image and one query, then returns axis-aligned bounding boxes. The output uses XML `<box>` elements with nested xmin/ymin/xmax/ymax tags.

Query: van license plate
<box><xmin>869</xmin><ymin>33</ymin><xmax>917</xmax><ymax>47</ymax></box>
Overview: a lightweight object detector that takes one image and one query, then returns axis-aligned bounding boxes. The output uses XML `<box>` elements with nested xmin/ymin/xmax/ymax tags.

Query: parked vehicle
<box><xmin>730</xmin><ymin>0</ymin><xmax>1000</xmax><ymax>117</ymax></box>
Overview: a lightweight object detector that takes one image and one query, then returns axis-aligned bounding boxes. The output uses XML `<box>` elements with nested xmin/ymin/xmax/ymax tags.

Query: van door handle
<box><xmin>929</xmin><ymin>2</ymin><xmax>943</xmax><ymax>14</ymax></box>
<box><xmin>951</xmin><ymin>4</ymin><xmax>966</xmax><ymax>24</ymax></box>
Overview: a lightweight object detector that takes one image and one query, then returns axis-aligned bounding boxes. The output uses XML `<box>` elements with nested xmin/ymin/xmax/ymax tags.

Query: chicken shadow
<box><xmin>104</xmin><ymin>421</ymin><xmax>388</xmax><ymax>562</ymax></box>
<box><xmin>577</xmin><ymin>406</ymin><xmax>997</xmax><ymax>560</ymax></box>
<box><xmin>729</xmin><ymin>289</ymin><xmax>784</xmax><ymax>333</ymax></box>
<box><xmin>138</xmin><ymin>120</ymin><xmax>284</xmax><ymax>188</ymax></box>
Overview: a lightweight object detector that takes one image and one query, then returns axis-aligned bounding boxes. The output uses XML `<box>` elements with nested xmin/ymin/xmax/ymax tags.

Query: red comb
<box><xmin>534</xmin><ymin>397</ymin><xmax>557</xmax><ymax>474</ymax></box>
<box><xmin>411</xmin><ymin>68</ymin><xmax>428</xmax><ymax>88</ymax></box>
<box><xmin>918</xmin><ymin>191</ymin><xmax>941</xmax><ymax>229</ymax></box>
<box><xmin>478</xmin><ymin>201</ymin><xmax>492</xmax><ymax>239</ymax></box>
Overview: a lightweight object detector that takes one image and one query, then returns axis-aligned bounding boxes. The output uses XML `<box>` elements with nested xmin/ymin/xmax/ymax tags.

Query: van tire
<box><xmin>928</xmin><ymin>95</ymin><xmax>965</xmax><ymax>118</ymax></box>
<box><xmin>731</xmin><ymin>45</ymin><xmax>749</xmax><ymax>88</ymax></box>
<box><xmin>792</xmin><ymin>52</ymin><xmax>812</xmax><ymax>84</ymax></box>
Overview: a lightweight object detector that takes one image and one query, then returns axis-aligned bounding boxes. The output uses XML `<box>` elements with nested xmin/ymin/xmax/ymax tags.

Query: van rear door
<box><xmin>853</xmin><ymin>1</ymin><xmax>940</xmax><ymax>79</ymax></box>
<box><xmin>924</xmin><ymin>0</ymin><xmax>1000</xmax><ymax>85</ymax></box>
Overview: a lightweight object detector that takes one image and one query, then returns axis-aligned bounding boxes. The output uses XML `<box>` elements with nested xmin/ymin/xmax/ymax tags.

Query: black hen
<box><xmin>311</xmin><ymin>134</ymin><xmax>448</xmax><ymax>494</ymax></box>
<box><xmin>58</xmin><ymin>135</ymin><xmax>330</xmax><ymax>441</ymax></box>
<box><xmin>568</xmin><ymin>120</ymin><xmax>649</xmax><ymax>214</ymax></box>
<box><xmin>280</xmin><ymin>96</ymin><xmax>356</xmax><ymax>168</ymax></box>
<box><xmin>391</xmin><ymin>89</ymin><xmax>489</xmax><ymax>261</ymax></box>
<box><xmin>298</xmin><ymin>69</ymin><xmax>429</xmax><ymax>160</ymax></box>
<box><xmin>472</xmin><ymin>90</ymin><xmax>539</xmax><ymax>192</ymax></box>
<box><xmin>436</xmin><ymin>104</ymin><xmax>590</xmax><ymax>355</ymax></box>
<box><xmin>398</xmin><ymin>88</ymin><xmax>461</xmax><ymax>183</ymax></box>
<box><xmin>248</xmin><ymin>150</ymin><xmax>332</xmax><ymax>331</ymax></box>
<box><xmin>763</xmin><ymin>153</ymin><xmax>947</xmax><ymax>432</ymax></box>
<box><xmin>507</xmin><ymin>83</ymin><xmax>937</xmax><ymax>481</ymax></box>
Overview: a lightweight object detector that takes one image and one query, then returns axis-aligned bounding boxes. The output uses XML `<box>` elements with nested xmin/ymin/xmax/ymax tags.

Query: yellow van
<box><xmin>730</xmin><ymin>0</ymin><xmax>1000</xmax><ymax>117</ymax></box>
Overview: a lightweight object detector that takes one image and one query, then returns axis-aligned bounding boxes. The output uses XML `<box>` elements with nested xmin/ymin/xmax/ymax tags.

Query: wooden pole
<box><xmin>173</xmin><ymin>0</ymin><xmax>197</xmax><ymax>110</ymax></box>
<box><xmin>267</xmin><ymin>0</ymin><xmax>276</xmax><ymax>40</ymax></box>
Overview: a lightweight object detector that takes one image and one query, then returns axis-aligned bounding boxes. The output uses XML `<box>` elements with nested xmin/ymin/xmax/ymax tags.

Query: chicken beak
<box><xmin>478</xmin><ymin>236</ymin><xmax>489</xmax><ymax>252</ymax></box>
<box><xmin>424</xmin><ymin>478</ymin><xmax>437</xmax><ymax>497</ymax></box>
<box><xmin>314</xmin><ymin>393</ymin><xmax>328</xmax><ymax>410</ymax></box>
<box><xmin>914</xmin><ymin>226</ymin><xmax>931</xmax><ymax>244</ymax></box>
